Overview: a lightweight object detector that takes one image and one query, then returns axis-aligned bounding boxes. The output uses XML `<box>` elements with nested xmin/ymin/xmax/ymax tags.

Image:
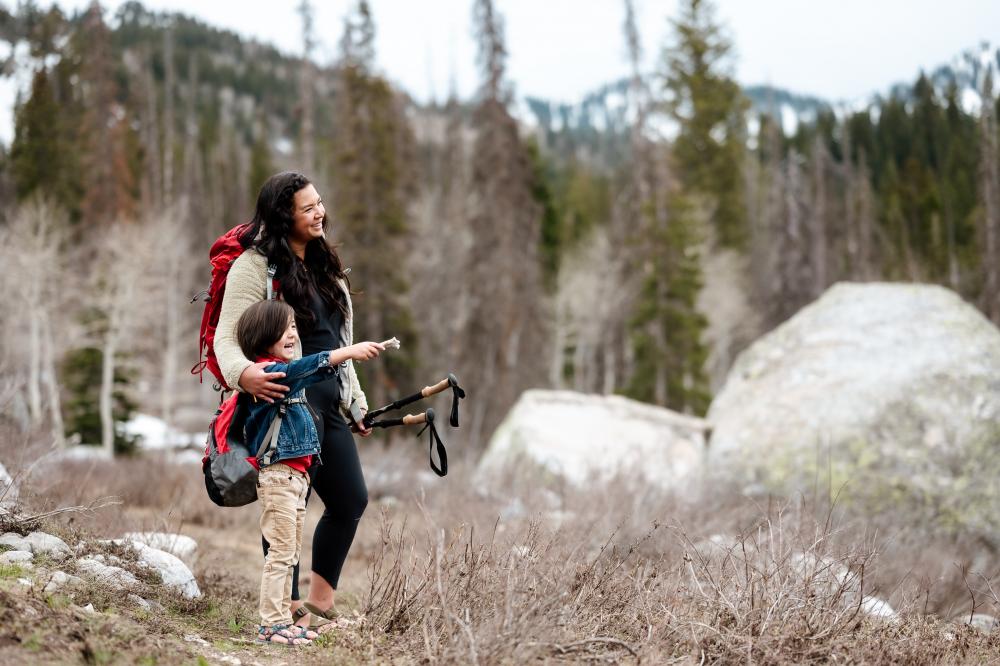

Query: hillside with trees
<box><xmin>0</xmin><ymin>0</ymin><xmax>998</xmax><ymax>452</ymax></box>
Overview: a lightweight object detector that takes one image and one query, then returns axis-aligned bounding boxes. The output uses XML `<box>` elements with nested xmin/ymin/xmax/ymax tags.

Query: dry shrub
<box><xmin>349</xmin><ymin>474</ymin><xmax>1000</xmax><ymax>665</ymax></box>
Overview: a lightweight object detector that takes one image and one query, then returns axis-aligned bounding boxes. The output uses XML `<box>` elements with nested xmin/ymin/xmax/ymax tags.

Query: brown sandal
<box><xmin>292</xmin><ymin>601</ymin><xmax>344</xmax><ymax>633</ymax></box>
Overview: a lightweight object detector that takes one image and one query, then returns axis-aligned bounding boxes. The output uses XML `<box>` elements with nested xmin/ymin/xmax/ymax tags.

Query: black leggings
<box><xmin>262</xmin><ymin>382</ymin><xmax>369</xmax><ymax>598</ymax></box>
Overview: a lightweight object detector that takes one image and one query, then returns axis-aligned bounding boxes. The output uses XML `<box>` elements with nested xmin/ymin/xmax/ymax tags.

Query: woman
<box><xmin>214</xmin><ymin>171</ymin><xmax>380</xmax><ymax>630</ymax></box>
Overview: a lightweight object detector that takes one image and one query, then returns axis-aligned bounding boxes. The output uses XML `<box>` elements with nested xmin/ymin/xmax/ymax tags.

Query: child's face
<box><xmin>267</xmin><ymin>316</ymin><xmax>298</xmax><ymax>362</ymax></box>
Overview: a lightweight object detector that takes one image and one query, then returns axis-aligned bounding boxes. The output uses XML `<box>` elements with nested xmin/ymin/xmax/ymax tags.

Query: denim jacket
<box><xmin>244</xmin><ymin>352</ymin><xmax>339</xmax><ymax>466</ymax></box>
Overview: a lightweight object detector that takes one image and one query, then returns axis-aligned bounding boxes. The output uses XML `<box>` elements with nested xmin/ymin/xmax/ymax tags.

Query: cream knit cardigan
<box><xmin>214</xmin><ymin>249</ymin><xmax>369</xmax><ymax>416</ymax></box>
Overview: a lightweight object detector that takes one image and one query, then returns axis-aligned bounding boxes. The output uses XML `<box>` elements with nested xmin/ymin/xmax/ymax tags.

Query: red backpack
<box><xmin>190</xmin><ymin>223</ymin><xmax>276</xmax><ymax>391</ymax></box>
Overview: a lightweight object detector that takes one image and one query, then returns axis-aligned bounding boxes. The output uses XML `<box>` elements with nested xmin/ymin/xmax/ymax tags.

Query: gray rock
<box><xmin>965</xmin><ymin>613</ymin><xmax>999</xmax><ymax>632</ymax></box>
<box><xmin>43</xmin><ymin>571</ymin><xmax>83</xmax><ymax>595</ymax></box>
<box><xmin>0</xmin><ymin>532</ymin><xmax>30</xmax><ymax>552</ymax></box>
<box><xmin>0</xmin><ymin>550</ymin><xmax>34</xmax><ymax>565</ymax></box>
<box><xmin>25</xmin><ymin>532</ymin><xmax>72</xmax><ymax>561</ymax></box>
<box><xmin>477</xmin><ymin>390</ymin><xmax>709</xmax><ymax>491</ymax></box>
<box><xmin>0</xmin><ymin>462</ymin><xmax>18</xmax><ymax>507</ymax></box>
<box><xmin>76</xmin><ymin>557</ymin><xmax>140</xmax><ymax>589</ymax></box>
<box><xmin>131</xmin><ymin>542</ymin><xmax>200</xmax><ymax>598</ymax></box>
<box><xmin>708</xmin><ymin>283</ymin><xmax>1000</xmax><ymax>531</ymax></box>
<box><xmin>123</xmin><ymin>532</ymin><xmax>198</xmax><ymax>565</ymax></box>
<box><xmin>128</xmin><ymin>593</ymin><xmax>152</xmax><ymax>611</ymax></box>
<box><xmin>861</xmin><ymin>596</ymin><xmax>898</xmax><ymax>622</ymax></box>
<box><xmin>86</xmin><ymin>552</ymin><xmax>125</xmax><ymax>567</ymax></box>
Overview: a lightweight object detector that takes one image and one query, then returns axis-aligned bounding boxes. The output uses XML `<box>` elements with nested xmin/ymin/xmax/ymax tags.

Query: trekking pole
<box><xmin>363</xmin><ymin>373</ymin><xmax>466</xmax><ymax>429</ymax></box>
<box><xmin>368</xmin><ymin>408</ymin><xmax>447</xmax><ymax>477</ymax></box>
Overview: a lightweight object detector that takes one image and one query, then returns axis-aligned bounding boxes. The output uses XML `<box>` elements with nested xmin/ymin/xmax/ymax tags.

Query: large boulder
<box><xmin>708</xmin><ymin>283</ymin><xmax>1000</xmax><ymax>529</ymax></box>
<box><xmin>477</xmin><ymin>390</ymin><xmax>708</xmax><ymax>491</ymax></box>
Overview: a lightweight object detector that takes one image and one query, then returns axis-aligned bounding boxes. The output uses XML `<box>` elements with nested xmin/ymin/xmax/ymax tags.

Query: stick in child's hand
<box><xmin>380</xmin><ymin>337</ymin><xmax>401</xmax><ymax>350</ymax></box>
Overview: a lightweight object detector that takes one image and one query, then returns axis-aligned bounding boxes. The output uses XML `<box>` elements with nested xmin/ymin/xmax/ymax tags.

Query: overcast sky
<box><xmin>32</xmin><ymin>0</ymin><xmax>1000</xmax><ymax>104</ymax></box>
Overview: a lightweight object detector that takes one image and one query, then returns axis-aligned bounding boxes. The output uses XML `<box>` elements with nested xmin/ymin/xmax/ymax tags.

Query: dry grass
<box><xmin>1</xmin><ymin>431</ymin><xmax>999</xmax><ymax>663</ymax></box>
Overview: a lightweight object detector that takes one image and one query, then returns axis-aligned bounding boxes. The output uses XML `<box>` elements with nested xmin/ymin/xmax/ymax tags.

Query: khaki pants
<box><xmin>257</xmin><ymin>463</ymin><xmax>309</xmax><ymax>627</ymax></box>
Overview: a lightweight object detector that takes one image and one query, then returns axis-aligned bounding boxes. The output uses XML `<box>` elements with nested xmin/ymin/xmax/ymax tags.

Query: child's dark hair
<box><xmin>236</xmin><ymin>300</ymin><xmax>296</xmax><ymax>360</ymax></box>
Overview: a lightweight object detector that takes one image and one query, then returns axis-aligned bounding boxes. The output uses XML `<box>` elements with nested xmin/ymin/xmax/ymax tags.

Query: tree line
<box><xmin>0</xmin><ymin>0</ymin><xmax>998</xmax><ymax>455</ymax></box>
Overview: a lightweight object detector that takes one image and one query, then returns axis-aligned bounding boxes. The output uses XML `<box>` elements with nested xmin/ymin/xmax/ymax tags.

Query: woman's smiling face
<box><xmin>289</xmin><ymin>183</ymin><xmax>327</xmax><ymax>246</ymax></box>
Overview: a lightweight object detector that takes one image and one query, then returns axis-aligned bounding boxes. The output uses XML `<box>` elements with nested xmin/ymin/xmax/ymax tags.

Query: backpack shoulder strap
<box><xmin>266</xmin><ymin>264</ymin><xmax>277</xmax><ymax>301</ymax></box>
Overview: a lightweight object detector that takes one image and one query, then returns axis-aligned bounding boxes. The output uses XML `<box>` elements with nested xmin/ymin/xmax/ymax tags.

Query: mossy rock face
<box><xmin>707</xmin><ymin>282</ymin><xmax>1000</xmax><ymax>532</ymax></box>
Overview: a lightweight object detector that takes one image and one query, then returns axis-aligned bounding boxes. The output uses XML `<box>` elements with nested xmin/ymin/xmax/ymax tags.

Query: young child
<box><xmin>235</xmin><ymin>300</ymin><xmax>383</xmax><ymax>646</ymax></box>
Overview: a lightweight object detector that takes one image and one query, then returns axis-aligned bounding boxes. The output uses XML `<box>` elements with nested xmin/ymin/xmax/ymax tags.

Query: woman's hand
<box><xmin>238</xmin><ymin>362</ymin><xmax>289</xmax><ymax>403</ymax></box>
<box><xmin>356</xmin><ymin>408</ymin><xmax>373</xmax><ymax>437</ymax></box>
<box><xmin>348</xmin><ymin>341</ymin><xmax>385</xmax><ymax>362</ymax></box>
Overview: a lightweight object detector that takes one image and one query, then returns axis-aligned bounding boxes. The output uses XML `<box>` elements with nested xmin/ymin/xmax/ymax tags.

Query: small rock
<box><xmin>861</xmin><ymin>596</ymin><xmax>898</xmax><ymax>622</ymax></box>
<box><xmin>16</xmin><ymin>577</ymin><xmax>32</xmax><ymax>587</ymax></box>
<box><xmin>0</xmin><ymin>462</ymin><xmax>18</xmax><ymax>508</ymax></box>
<box><xmin>128</xmin><ymin>593</ymin><xmax>152</xmax><ymax>611</ymax></box>
<box><xmin>0</xmin><ymin>550</ymin><xmax>34</xmax><ymax>564</ymax></box>
<box><xmin>131</xmin><ymin>542</ymin><xmax>200</xmax><ymax>598</ymax></box>
<box><xmin>0</xmin><ymin>533</ymin><xmax>30</xmax><ymax>552</ymax></box>
<box><xmin>81</xmin><ymin>603</ymin><xmax>96</xmax><ymax>615</ymax></box>
<box><xmin>123</xmin><ymin>532</ymin><xmax>198</xmax><ymax>565</ymax></box>
<box><xmin>965</xmin><ymin>613</ymin><xmax>999</xmax><ymax>632</ymax></box>
<box><xmin>44</xmin><ymin>571</ymin><xmax>83</xmax><ymax>595</ymax></box>
<box><xmin>216</xmin><ymin>656</ymin><xmax>241</xmax><ymax>665</ymax></box>
<box><xmin>183</xmin><ymin>633</ymin><xmax>210</xmax><ymax>647</ymax></box>
<box><xmin>76</xmin><ymin>557</ymin><xmax>140</xmax><ymax>589</ymax></box>
<box><xmin>25</xmin><ymin>532</ymin><xmax>72</xmax><ymax>561</ymax></box>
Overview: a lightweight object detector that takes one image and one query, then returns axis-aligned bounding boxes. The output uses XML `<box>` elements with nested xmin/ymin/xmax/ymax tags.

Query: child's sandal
<box><xmin>256</xmin><ymin>624</ymin><xmax>311</xmax><ymax>646</ymax></box>
<box><xmin>285</xmin><ymin>623</ymin><xmax>319</xmax><ymax>641</ymax></box>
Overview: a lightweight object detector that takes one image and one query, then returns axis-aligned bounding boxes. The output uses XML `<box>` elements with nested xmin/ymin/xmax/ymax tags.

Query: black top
<box><xmin>299</xmin><ymin>287</ymin><xmax>344</xmax><ymax>356</ymax></box>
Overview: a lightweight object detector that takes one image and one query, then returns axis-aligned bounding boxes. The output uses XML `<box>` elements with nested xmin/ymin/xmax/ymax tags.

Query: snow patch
<box><xmin>123</xmin><ymin>413</ymin><xmax>203</xmax><ymax>450</ymax></box>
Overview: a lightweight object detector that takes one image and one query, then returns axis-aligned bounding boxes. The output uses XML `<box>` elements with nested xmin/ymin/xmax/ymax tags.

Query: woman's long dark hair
<box><xmin>238</xmin><ymin>171</ymin><xmax>350</xmax><ymax>330</ymax></box>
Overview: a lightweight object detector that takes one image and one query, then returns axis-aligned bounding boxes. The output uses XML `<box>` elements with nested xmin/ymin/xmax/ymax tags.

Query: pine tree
<box><xmin>625</xmin><ymin>190</ymin><xmax>711</xmax><ymax>413</ymax></box>
<box><xmin>10</xmin><ymin>69</ymin><xmax>70</xmax><ymax>202</ymax></box>
<box><xmin>619</xmin><ymin>0</ymin><xmax>712</xmax><ymax>412</ymax></box>
<box><xmin>661</xmin><ymin>0</ymin><xmax>749</xmax><ymax>248</ymax></box>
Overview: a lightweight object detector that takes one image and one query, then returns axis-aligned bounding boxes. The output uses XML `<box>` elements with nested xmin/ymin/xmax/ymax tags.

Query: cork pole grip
<box><xmin>421</xmin><ymin>377</ymin><xmax>451</xmax><ymax>398</ymax></box>
<box><xmin>401</xmin><ymin>412</ymin><xmax>428</xmax><ymax>426</ymax></box>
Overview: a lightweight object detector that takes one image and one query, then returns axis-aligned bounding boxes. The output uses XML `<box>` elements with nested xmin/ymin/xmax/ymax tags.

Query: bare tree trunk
<box><xmin>550</xmin><ymin>304</ymin><xmax>566</xmax><ymax>389</ymax></box>
<box><xmin>297</xmin><ymin>0</ymin><xmax>317</xmax><ymax>174</ymax></box>
<box><xmin>842</xmin><ymin>134</ymin><xmax>859</xmax><ymax>279</ymax></box>
<box><xmin>160</xmin><ymin>230</ymin><xmax>181</xmax><ymax>430</ymax></box>
<box><xmin>163</xmin><ymin>29</ymin><xmax>176</xmax><ymax>205</ymax></box>
<box><xmin>142</xmin><ymin>47</ymin><xmax>162</xmax><ymax>210</ymax></box>
<box><xmin>810</xmin><ymin>135</ymin><xmax>828</xmax><ymax>295</ymax></box>
<box><xmin>26</xmin><ymin>292</ymin><xmax>42</xmax><ymax>427</ymax></box>
<box><xmin>100</xmin><ymin>325</ymin><xmax>119</xmax><ymax>456</ymax></box>
<box><xmin>979</xmin><ymin>68</ymin><xmax>1000</xmax><ymax>321</ymax></box>
<box><xmin>856</xmin><ymin>150</ymin><xmax>876</xmax><ymax>281</ymax></box>
<box><xmin>601</xmin><ymin>333</ymin><xmax>616</xmax><ymax>395</ymax></box>
<box><xmin>572</xmin><ymin>334</ymin><xmax>587</xmax><ymax>393</ymax></box>
<box><xmin>40</xmin><ymin>310</ymin><xmax>65</xmax><ymax>447</ymax></box>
